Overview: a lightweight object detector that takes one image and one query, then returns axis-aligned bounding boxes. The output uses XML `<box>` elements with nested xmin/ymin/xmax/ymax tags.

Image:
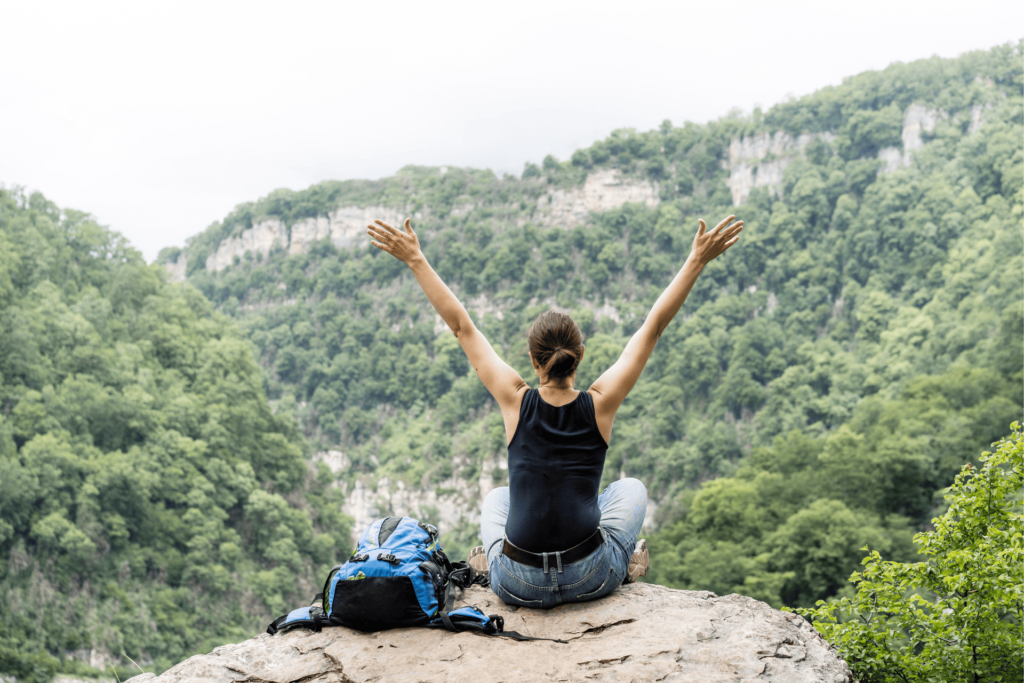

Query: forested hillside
<box><xmin>0</xmin><ymin>191</ymin><xmax>351</xmax><ymax>681</ymax></box>
<box><xmin>165</xmin><ymin>42</ymin><xmax>1021</xmax><ymax>592</ymax></box>
<box><xmin>1</xmin><ymin>41</ymin><xmax>1021</xmax><ymax>680</ymax></box>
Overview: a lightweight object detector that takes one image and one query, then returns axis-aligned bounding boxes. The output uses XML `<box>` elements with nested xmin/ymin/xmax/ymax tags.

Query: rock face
<box><xmin>725</xmin><ymin>132</ymin><xmax>834</xmax><ymax>206</ymax></box>
<box><xmin>128</xmin><ymin>584</ymin><xmax>852</xmax><ymax>683</ymax></box>
<box><xmin>726</xmin><ymin>102</ymin><xmax>952</xmax><ymax>202</ymax></box>
<box><xmin>165</xmin><ymin>169</ymin><xmax>660</xmax><ymax>280</ymax></box>
<box><xmin>878</xmin><ymin>103</ymin><xmax>944</xmax><ymax>173</ymax></box>
<box><xmin>164</xmin><ymin>255</ymin><xmax>188</xmax><ymax>283</ymax></box>
<box><xmin>536</xmin><ymin>168</ymin><xmax>660</xmax><ymax>228</ymax></box>
<box><xmin>317</xmin><ymin>448</ymin><xmax>507</xmax><ymax>537</ymax></box>
<box><xmin>201</xmin><ymin>205</ymin><xmax>408</xmax><ymax>275</ymax></box>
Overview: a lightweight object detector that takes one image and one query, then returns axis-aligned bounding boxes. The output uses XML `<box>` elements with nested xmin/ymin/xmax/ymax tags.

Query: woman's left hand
<box><xmin>367</xmin><ymin>219</ymin><xmax>423</xmax><ymax>265</ymax></box>
<box><xmin>690</xmin><ymin>215</ymin><xmax>743</xmax><ymax>265</ymax></box>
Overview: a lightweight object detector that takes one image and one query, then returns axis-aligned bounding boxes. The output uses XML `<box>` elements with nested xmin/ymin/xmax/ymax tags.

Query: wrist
<box><xmin>405</xmin><ymin>253</ymin><xmax>428</xmax><ymax>269</ymax></box>
<box><xmin>686</xmin><ymin>252</ymin><xmax>708</xmax><ymax>269</ymax></box>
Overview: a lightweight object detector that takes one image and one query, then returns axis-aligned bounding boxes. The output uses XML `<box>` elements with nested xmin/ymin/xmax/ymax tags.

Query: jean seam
<box><xmin>557</xmin><ymin>561</ymin><xmax>603</xmax><ymax>591</ymax></box>
<box><xmin>576</xmin><ymin>568</ymin><xmax>616</xmax><ymax>600</ymax></box>
<box><xmin>497</xmin><ymin>557</ymin><xmax>558</xmax><ymax>593</ymax></box>
<box><xmin>495</xmin><ymin>583</ymin><xmax>544</xmax><ymax>607</ymax></box>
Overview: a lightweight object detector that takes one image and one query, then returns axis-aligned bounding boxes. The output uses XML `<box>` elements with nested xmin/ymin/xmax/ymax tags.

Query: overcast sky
<box><xmin>1</xmin><ymin>0</ymin><xmax>1020</xmax><ymax>261</ymax></box>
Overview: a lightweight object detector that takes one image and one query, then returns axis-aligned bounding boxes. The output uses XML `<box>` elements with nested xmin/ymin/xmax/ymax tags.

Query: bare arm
<box><xmin>367</xmin><ymin>219</ymin><xmax>527</xmax><ymax>414</ymax></box>
<box><xmin>589</xmin><ymin>215</ymin><xmax>743</xmax><ymax>442</ymax></box>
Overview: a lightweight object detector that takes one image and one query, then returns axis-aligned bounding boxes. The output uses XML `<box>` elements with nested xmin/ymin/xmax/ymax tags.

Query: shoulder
<box><xmin>509</xmin><ymin>383</ymin><xmax>532</xmax><ymax>412</ymax></box>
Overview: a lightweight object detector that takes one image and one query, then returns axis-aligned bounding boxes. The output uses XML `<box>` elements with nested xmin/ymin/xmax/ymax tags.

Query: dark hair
<box><xmin>527</xmin><ymin>311</ymin><xmax>584</xmax><ymax>380</ymax></box>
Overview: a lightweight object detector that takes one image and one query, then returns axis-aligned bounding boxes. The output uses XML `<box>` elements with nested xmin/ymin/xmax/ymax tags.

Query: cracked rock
<box><xmin>128</xmin><ymin>583</ymin><xmax>852</xmax><ymax>683</ymax></box>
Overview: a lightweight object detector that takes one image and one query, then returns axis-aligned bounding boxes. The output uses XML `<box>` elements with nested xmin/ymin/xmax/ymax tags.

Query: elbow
<box><xmin>452</xmin><ymin>316</ymin><xmax>475</xmax><ymax>340</ymax></box>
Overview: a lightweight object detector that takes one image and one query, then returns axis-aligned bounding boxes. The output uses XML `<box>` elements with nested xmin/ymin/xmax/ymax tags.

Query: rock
<box><xmin>900</xmin><ymin>103</ymin><xmax>943</xmax><ymax>164</ymax></box>
<box><xmin>725</xmin><ymin>131</ymin><xmax>834</xmax><ymax>205</ymax></box>
<box><xmin>537</xmin><ymin>169</ymin><xmax>660</xmax><ymax>228</ymax></box>
<box><xmin>201</xmin><ymin>205</ymin><xmax>407</xmax><ymax>274</ymax></box>
<box><xmin>133</xmin><ymin>583</ymin><xmax>852</xmax><ymax>683</ymax></box>
<box><xmin>163</xmin><ymin>254</ymin><xmax>188</xmax><ymax>283</ymax></box>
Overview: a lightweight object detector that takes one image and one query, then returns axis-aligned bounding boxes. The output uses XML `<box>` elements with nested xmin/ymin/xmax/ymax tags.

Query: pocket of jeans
<box><xmin>495</xmin><ymin>582</ymin><xmax>545</xmax><ymax>608</ymax></box>
<box><xmin>577</xmin><ymin>568</ymin><xmax>617</xmax><ymax>601</ymax></box>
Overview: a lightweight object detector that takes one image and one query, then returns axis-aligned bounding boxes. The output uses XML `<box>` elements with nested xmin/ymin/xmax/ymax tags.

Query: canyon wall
<box><xmin>535</xmin><ymin>168</ymin><xmax>660</xmax><ymax>227</ymax></box>
<box><xmin>725</xmin><ymin>131</ymin><xmax>833</xmax><ymax>206</ymax></box>
<box><xmin>725</xmin><ymin>101</ymin><xmax>975</xmax><ymax>205</ymax></box>
<box><xmin>164</xmin><ymin>170</ymin><xmax>660</xmax><ymax>282</ymax></box>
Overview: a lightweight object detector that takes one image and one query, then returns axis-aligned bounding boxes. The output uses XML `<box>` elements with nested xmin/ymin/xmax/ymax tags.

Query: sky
<box><xmin>1</xmin><ymin>0</ymin><xmax>1021</xmax><ymax>262</ymax></box>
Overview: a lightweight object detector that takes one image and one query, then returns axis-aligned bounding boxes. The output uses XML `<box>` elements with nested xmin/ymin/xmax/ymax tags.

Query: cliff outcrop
<box><xmin>724</xmin><ymin>100</ymin><xmax>965</xmax><ymax>205</ymax></box>
<box><xmin>126</xmin><ymin>584</ymin><xmax>852</xmax><ymax>683</ymax></box>
<box><xmin>163</xmin><ymin>169</ymin><xmax>660</xmax><ymax>283</ymax></box>
<box><xmin>536</xmin><ymin>168</ymin><xmax>660</xmax><ymax>228</ymax></box>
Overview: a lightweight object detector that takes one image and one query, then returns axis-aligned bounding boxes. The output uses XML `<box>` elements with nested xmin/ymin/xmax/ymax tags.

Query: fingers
<box><xmin>721</xmin><ymin>223</ymin><xmax>744</xmax><ymax>239</ymax></box>
<box><xmin>697</xmin><ymin>219</ymin><xmax>707</xmax><ymax>236</ymax></box>
<box><xmin>724</xmin><ymin>235</ymin><xmax>741</xmax><ymax>248</ymax></box>
<box><xmin>374</xmin><ymin>219</ymin><xmax>400</xmax><ymax>235</ymax></box>
<box><xmin>712</xmin><ymin>214</ymin><xmax>736</xmax><ymax>233</ymax></box>
<box><xmin>403</xmin><ymin>218</ymin><xmax>414</xmax><ymax>235</ymax></box>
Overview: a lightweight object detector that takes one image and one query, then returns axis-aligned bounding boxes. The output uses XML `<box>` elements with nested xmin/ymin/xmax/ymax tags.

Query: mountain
<box><xmin>163</xmin><ymin>41</ymin><xmax>1021</xmax><ymax>577</ymax></box>
<box><xmin>1</xmin><ymin>41</ymin><xmax>1020</xmax><ymax>681</ymax></box>
<box><xmin>0</xmin><ymin>192</ymin><xmax>349</xmax><ymax>680</ymax></box>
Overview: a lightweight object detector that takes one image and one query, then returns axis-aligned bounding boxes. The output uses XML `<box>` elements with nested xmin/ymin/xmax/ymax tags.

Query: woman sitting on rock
<box><xmin>367</xmin><ymin>214</ymin><xmax>743</xmax><ymax>608</ymax></box>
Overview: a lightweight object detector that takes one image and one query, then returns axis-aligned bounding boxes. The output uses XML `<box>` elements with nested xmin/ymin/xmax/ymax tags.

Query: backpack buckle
<box><xmin>378</xmin><ymin>553</ymin><xmax>401</xmax><ymax>565</ymax></box>
<box><xmin>351</xmin><ymin>553</ymin><xmax>369</xmax><ymax>562</ymax></box>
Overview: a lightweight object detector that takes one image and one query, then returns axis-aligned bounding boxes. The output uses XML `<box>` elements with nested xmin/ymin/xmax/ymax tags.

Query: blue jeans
<box><xmin>479</xmin><ymin>478</ymin><xmax>647</xmax><ymax>608</ymax></box>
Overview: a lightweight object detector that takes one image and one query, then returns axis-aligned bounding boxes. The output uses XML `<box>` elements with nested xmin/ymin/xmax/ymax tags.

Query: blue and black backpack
<box><xmin>266</xmin><ymin>516</ymin><xmax>562</xmax><ymax>642</ymax></box>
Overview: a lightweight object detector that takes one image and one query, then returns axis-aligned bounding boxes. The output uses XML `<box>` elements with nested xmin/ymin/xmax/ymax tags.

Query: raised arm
<box><xmin>367</xmin><ymin>219</ymin><xmax>527</xmax><ymax>417</ymax></box>
<box><xmin>588</xmin><ymin>215</ymin><xmax>743</xmax><ymax>442</ymax></box>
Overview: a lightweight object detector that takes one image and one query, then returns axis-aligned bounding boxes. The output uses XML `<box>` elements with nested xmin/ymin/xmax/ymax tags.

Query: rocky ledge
<box><xmin>127</xmin><ymin>583</ymin><xmax>852</xmax><ymax>683</ymax></box>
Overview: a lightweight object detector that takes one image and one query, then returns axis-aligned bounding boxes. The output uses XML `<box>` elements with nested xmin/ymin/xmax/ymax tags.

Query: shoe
<box><xmin>468</xmin><ymin>545</ymin><xmax>488</xmax><ymax>579</ymax></box>
<box><xmin>623</xmin><ymin>539</ymin><xmax>649</xmax><ymax>584</ymax></box>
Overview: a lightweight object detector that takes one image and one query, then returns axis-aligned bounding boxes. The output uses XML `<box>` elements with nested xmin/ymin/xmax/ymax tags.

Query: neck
<box><xmin>539</xmin><ymin>377</ymin><xmax>575</xmax><ymax>391</ymax></box>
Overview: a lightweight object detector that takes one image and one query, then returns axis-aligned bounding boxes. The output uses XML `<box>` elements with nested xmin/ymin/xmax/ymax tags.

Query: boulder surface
<box><xmin>128</xmin><ymin>583</ymin><xmax>853</xmax><ymax>682</ymax></box>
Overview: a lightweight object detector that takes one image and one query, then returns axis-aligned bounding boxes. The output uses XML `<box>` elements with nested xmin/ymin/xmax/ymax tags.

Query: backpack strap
<box><xmin>266</xmin><ymin>598</ymin><xmax>330</xmax><ymax>635</ymax></box>
<box><xmin>433</xmin><ymin>566</ymin><xmax>567</xmax><ymax>644</ymax></box>
<box><xmin>320</xmin><ymin>564</ymin><xmax>344</xmax><ymax>611</ymax></box>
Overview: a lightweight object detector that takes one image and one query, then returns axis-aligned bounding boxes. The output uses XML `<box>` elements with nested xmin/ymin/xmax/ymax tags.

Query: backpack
<box><xmin>266</xmin><ymin>516</ymin><xmax>564</xmax><ymax>643</ymax></box>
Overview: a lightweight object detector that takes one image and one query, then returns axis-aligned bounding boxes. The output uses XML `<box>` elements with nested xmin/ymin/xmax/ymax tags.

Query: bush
<box><xmin>796</xmin><ymin>424</ymin><xmax>1024</xmax><ymax>682</ymax></box>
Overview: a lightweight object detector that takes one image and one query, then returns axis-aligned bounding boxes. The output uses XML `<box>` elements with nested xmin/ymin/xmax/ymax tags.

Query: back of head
<box><xmin>527</xmin><ymin>311</ymin><xmax>584</xmax><ymax>380</ymax></box>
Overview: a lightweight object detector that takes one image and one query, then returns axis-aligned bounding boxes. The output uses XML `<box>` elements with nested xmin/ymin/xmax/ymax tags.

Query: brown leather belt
<box><xmin>501</xmin><ymin>529</ymin><xmax>603</xmax><ymax>569</ymax></box>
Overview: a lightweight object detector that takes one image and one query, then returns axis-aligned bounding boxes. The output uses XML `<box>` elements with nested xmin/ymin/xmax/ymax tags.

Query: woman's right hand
<box><xmin>367</xmin><ymin>218</ymin><xmax>423</xmax><ymax>265</ymax></box>
<box><xmin>690</xmin><ymin>215</ymin><xmax>743</xmax><ymax>265</ymax></box>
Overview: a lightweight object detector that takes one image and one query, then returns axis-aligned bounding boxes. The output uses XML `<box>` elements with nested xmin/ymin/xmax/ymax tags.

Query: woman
<box><xmin>367</xmin><ymin>213</ymin><xmax>742</xmax><ymax>608</ymax></box>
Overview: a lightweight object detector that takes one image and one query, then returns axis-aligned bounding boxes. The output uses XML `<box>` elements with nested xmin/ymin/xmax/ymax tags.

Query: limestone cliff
<box><xmin>163</xmin><ymin>169</ymin><xmax>658</xmax><ymax>283</ymax></box>
<box><xmin>876</xmin><ymin>103</ymin><xmax>944</xmax><ymax>173</ymax></box>
<box><xmin>125</xmin><ymin>584</ymin><xmax>853</xmax><ymax>683</ymax></box>
<box><xmin>315</xmin><ymin>424</ymin><xmax>659</xmax><ymax>537</ymax></box>
<box><xmin>200</xmin><ymin>205</ymin><xmax>408</xmax><ymax>276</ymax></box>
<box><xmin>725</xmin><ymin>131</ymin><xmax>834</xmax><ymax>206</ymax></box>
<box><xmin>536</xmin><ymin>168</ymin><xmax>659</xmax><ymax>228</ymax></box>
<box><xmin>724</xmin><ymin>101</ymin><xmax>972</xmax><ymax>204</ymax></box>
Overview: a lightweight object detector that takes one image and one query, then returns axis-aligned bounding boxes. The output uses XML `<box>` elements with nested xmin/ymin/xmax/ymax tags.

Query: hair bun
<box><xmin>548</xmin><ymin>347</ymin><xmax>578</xmax><ymax>379</ymax></box>
<box><xmin>527</xmin><ymin>310</ymin><xmax>584</xmax><ymax>381</ymax></box>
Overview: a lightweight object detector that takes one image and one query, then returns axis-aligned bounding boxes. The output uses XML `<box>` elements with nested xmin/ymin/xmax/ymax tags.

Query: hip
<box><xmin>489</xmin><ymin>529</ymin><xmax>624</xmax><ymax>608</ymax></box>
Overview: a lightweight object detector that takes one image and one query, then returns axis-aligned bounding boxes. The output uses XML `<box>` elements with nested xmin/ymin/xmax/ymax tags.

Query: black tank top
<box><xmin>505</xmin><ymin>388</ymin><xmax>608</xmax><ymax>552</ymax></box>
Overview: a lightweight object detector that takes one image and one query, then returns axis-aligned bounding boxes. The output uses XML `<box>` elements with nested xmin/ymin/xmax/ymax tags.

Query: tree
<box><xmin>796</xmin><ymin>425</ymin><xmax>1024</xmax><ymax>682</ymax></box>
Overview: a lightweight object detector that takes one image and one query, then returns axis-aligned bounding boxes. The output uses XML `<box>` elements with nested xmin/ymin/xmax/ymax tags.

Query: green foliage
<box><xmin>796</xmin><ymin>425</ymin><xmax>1023</xmax><ymax>682</ymax></box>
<box><xmin>0</xmin><ymin>188</ymin><xmax>351</xmax><ymax>677</ymax></box>
<box><xmin>172</xmin><ymin>46</ymin><xmax>1020</xmax><ymax>630</ymax></box>
<box><xmin>4</xmin><ymin>41</ymin><xmax>1022</xmax><ymax>678</ymax></box>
